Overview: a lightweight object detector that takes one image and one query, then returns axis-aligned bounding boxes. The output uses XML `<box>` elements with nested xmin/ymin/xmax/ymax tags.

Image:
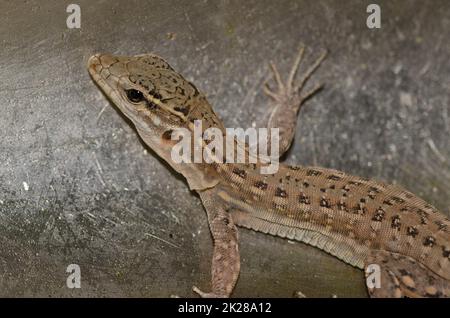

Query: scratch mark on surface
<box><xmin>197</xmin><ymin>41</ymin><xmax>213</xmax><ymax>51</ymax></box>
<box><xmin>0</xmin><ymin>84</ymin><xmax>49</xmax><ymax>93</ymax></box>
<box><xmin>93</xmin><ymin>152</ymin><xmax>106</xmax><ymax>187</ymax></box>
<box><xmin>96</xmin><ymin>104</ymin><xmax>109</xmax><ymax>122</ymax></box>
<box><xmin>145</xmin><ymin>232</ymin><xmax>180</xmax><ymax>249</ymax></box>
<box><xmin>443</xmin><ymin>104</ymin><xmax>449</xmax><ymax>132</ymax></box>
<box><xmin>124</xmin><ymin>207</ymin><xmax>137</xmax><ymax>216</ymax></box>
<box><xmin>86</xmin><ymin>212</ymin><xmax>97</xmax><ymax>219</ymax></box>
<box><xmin>184</xmin><ymin>12</ymin><xmax>195</xmax><ymax>33</ymax></box>
<box><xmin>418</xmin><ymin>62</ymin><xmax>430</xmax><ymax>76</ymax></box>
<box><xmin>427</xmin><ymin>138</ymin><xmax>446</xmax><ymax>163</ymax></box>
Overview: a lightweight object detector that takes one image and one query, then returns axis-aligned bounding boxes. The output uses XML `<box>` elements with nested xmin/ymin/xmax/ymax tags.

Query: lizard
<box><xmin>87</xmin><ymin>46</ymin><xmax>450</xmax><ymax>298</ymax></box>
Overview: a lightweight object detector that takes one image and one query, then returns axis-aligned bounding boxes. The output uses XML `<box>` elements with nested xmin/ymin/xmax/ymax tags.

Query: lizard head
<box><xmin>87</xmin><ymin>53</ymin><xmax>201</xmax><ymax>133</ymax></box>
<box><xmin>87</xmin><ymin>53</ymin><xmax>222</xmax><ymax>190</ymax></box>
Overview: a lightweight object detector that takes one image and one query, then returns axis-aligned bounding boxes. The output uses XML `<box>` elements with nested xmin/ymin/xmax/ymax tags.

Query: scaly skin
<box><xmin>87</xmin><ymin>47</ymin><xmax>450</xmax><ymax>297</ymax></box>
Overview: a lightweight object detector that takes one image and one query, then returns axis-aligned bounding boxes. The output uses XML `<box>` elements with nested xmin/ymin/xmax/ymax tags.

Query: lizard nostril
<box><xmin>87</xmin><ymin>55</ymin><xmax>103</xmax><ymax>75</ymax></box>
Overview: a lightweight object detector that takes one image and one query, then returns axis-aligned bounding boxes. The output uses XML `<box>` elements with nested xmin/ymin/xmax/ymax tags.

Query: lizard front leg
<box><xmin>193</xmin><ymin>188</ymin><xmax>240</xmax><ymax>298</ymax></box>
<box><xmin>264</xmin><ymin>46</ymin><xmax>327</xmax><ymax>157</ymax></box>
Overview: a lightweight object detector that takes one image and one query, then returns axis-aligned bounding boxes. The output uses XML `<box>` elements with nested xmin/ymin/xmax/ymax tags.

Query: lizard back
<box><xmin>216</xmin><ymin>162</ymin><xmax>450</xmax><ymax>281</ymax></box>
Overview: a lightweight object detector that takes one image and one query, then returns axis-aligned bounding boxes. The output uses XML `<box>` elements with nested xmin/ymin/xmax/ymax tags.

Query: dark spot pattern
<box><xmin>424</xmin><ymin>204</ymin><xmax>438</xmax><ymax>213</ymax></box>
<box><xmin>372</xmin><ymin>208</ymin><xmax>385</xmax><ymax>222</ymax></box>
<box><xmin>152</xmin><ymin>91</ymin><xmax>163</xmax><ymax>100</ymax></box>
<box><xmin>367</xmin><ymin>187</ymin><xmax>381</xmax><ymax>200</ymax></box>
<box><xmin>407</xmin><ymin>226</ymin><xmax>419</xmax><ymax>238</ymax></box>
<box><xmin>272</xmin><ymin>203</ymin><xmax>287</xmax><ymax>211</ymax></box>
<box><xmin>306</xmin><ymin>169</ymin><xmax>321</xmax><ymax>176</ymax></box>
<box><xmin>146</xmin><ymin>100</ymin><xmax>159</xmax><ymax>110</ymax></box>
<box><xmin>423</xmin><ymin>236</ymin><xmax>436</xmax><ymax>247</ymax></box>
<box><xmin>275</xmin><ymin>187</ymin><xmax>287</xmax><ymax>198</ymax></box>
<box><xmin>327</xmin><ymin>175</ymin><xmax>342</xmax><ymax>181</ymax></box>
<box><xmin>191</xmin><ymin>84</ymin><xmax>200</xmax><ymax>97</ymax></box>
<box><xmin>416</xmin><ymin>209</ymin><xmax>429</xmax><ymax>225</ymax></box>
<box><xmin>353</xmin><ymin>203</ymin><xmax>367</xmax><ymax>215</ymax></box>
<box><xmin>299</xmin><ymin>193</ymin><xmax>311</xmax><ymax>205</ymax></box>
<box><xmin>442</xmin><ymin>247</ymin><xmax>450</xmax><ymax>258</ymax></box>
<box><xmin>369</xmin><ymin>186</ymin><xmax>382</xmax><ymax>193</ymax></box>
<box><xmin>391</xmin><ymin>215</ymin><xmax>401</xmax><ymax>230</ymax></box>
<box><xmin>391</xmin><ymin>196</ymin><xmax>405</xmax><ymax>204</ymax></box>
<box><xmin>173</xmin><ymin>106</ymin><xmax>190</xmax><ymax>116</ymax></box>
<box><xmin>320</xmin><ymin>198</ymin><xmax>331</xmax><ymax>208</ymax></box>
<box><xmin>399</xmin><ymin>269</ymin><xmax>409</xmax><ymax>276</ymax></box>
<box><xmin>435</xmin><ymin>221</ymin><xmax>447</xmax><ymax>231</ymax></box>
<box><xmin>342</xmin><ymin>185</ymin><xmax>351</xmax><ymax>192</ymax></box>
<box><xmin>254</xmin><ymin>181</ymin><xmax>268</xmax><ymax>190</ymax></box>
<box><xmin>417</xmin><ymin>209</ymin><xmax>429</xmax><ymax>218</ymax></box>
<box><xmin>175</xmin><ymin>87</ymin><xmax>185</xmax><ymax>97</ymax></box>
<box><xmin>338</xmin><ymin>201</ymin><xmax>348</xmax><ymax>212</ymax></box>
<box><xmin>232</xmin><ymin>168</ymin><xmax>247</xmax><ymax>179</ymax></box>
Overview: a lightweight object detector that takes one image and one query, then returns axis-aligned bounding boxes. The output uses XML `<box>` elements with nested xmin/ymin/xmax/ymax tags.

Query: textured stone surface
<box><xmin>0</xmin><ymin>0</ymin><xmax>449</xmax><ymax>297</ymax></box>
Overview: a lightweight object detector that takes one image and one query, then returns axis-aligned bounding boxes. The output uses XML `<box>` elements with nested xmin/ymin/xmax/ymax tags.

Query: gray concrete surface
<box><xmin>0</xmin><ymin>0</ymin><xmax>449</xmax><ymax>297</ymax></box>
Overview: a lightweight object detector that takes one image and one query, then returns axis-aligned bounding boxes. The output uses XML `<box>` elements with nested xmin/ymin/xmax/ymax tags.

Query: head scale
<box><xmin>89</xmin><ymin>54</ymin><xmax>201</xmax><ymax>130</ymax></box>
<box><xmin>87</xmin><ymin>53</ymin><xmax>222</xmax><ymax>190</ymax></box>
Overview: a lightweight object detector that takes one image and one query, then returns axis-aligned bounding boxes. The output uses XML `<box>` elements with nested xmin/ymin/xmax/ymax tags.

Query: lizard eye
<box><xmin>125</xmin><ymin>89</ymin><xmax>144</xmax><ymax>103</ymax></box>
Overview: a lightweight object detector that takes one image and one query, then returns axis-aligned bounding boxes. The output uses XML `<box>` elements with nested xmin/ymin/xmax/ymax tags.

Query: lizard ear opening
<box><xmin>125</xmin><ymin>89</ymin><xmax>145</xmax><ymax>103</ymax></box>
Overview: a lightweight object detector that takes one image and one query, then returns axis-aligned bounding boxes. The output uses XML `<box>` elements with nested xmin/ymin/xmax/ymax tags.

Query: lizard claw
<box><xmin>263</xmin><ymin>81</ymin><xmax>282</xmax><ymax>102</ymax></box>
<box><xmin>293</xmin><ymin>290</ymin><xmax>307</xmax><ymax>298</ymax></box>
<box><xmin>192</xmin><ymin>286</ymin><xmax>226</xmax><ymax>298</ymax></box>
<box><xmin>263</xmin><ymin>46</ymin><xmax>327</xmax><ymax>104</ymax></box>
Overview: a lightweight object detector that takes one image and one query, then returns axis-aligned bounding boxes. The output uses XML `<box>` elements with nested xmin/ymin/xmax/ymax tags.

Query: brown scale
<box><xmin>194</xmin><ymin>124</ymin><xmax>450</xmax><ymax>281</ymax></box>
<box><xmin>264</xmin><ymin>166</ymin><xmax>444</xmax><ymax>266</ymax></box>
<box><xmin>270</xmin><ymin>166</ymin><xmax>447</xmax><ymax>288</ymax></box>
<box><xmin>363</xmin><ymin>185</ymin><xmax>450</xmax><ymax>280</ymax></box>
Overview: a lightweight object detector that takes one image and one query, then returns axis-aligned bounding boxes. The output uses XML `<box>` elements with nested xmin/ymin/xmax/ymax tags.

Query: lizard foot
<box><xmin>293</xmin><ymin>290</ymin><xmax>307</xmax><ymax>298</ymax></box>
<box><xmin>263</xmin><ymin>46</ymin><xmax>327</xmax><ymax>104</ymax></box>
<box><xmin>192</xmin><ymin>286</ymin><xmax>227</xmax><ymax>298</ymax></box>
